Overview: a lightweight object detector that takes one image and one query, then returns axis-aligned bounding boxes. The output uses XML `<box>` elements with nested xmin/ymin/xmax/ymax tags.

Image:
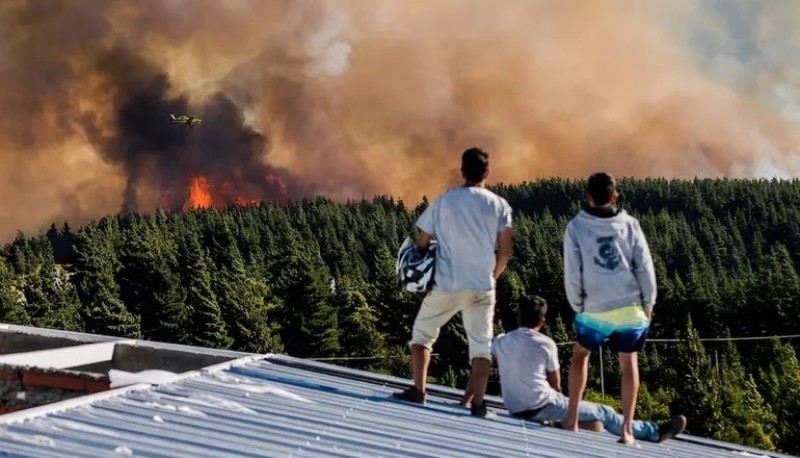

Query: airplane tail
<box><xmin>169</xmin><ymin>114</ymin><xmax>176</xmax><ymax>120</ymax></box>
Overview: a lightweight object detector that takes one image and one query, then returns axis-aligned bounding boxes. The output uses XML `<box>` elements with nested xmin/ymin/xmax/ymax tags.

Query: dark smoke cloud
<box><xmin>83</xmin><ymin>47</ymin><xmax>291</xmax><ymax>212</ymax></box>
<box><xmin>1</xmin><ymin>0</ymin><xmax>800</xmax><ymax>240</ymax></box>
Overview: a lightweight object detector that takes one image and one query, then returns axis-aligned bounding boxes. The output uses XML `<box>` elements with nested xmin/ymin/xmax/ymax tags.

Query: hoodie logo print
<box><xmin>594</xmin><ymin>236</ymin><xmax>621</xmax><ymax>271</ymax></box>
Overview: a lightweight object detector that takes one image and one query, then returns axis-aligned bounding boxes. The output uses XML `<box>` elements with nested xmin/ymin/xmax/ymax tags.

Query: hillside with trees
<box><xmin>1</xmin><ymin>178</ymin><xmax>799</xmax><ymax>453</ymax></box>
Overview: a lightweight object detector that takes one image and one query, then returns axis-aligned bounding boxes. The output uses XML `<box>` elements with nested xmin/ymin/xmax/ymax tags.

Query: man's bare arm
<box><xmin>546</xmin><ymin>370</ymin><xmax>561</xmax><ymax>392</ymax></box>
<box><xmin>417</xmin><ymin>230</ymin><xmax>433</xmax><ymax>250</ymax></box>
<box><xmin>494</xmin><ymin>228</ymin><xmax>512</xmax><ymax>279</ymax></box>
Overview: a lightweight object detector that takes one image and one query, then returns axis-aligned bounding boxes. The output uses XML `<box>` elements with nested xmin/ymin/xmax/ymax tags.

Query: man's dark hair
<box><xmin>518</xmin><ymin>295</ymin><xmax>548</xmax><ymax>328</ymax></box>
<box><xmin>586</xmin><ymin>172</ymin><xmax>617</xmax><ymax>206</ymax></box>
<box><xmin>461</xmin><ymin>147</ymin><xmax>490</xmax><ymax>183</ymax></box>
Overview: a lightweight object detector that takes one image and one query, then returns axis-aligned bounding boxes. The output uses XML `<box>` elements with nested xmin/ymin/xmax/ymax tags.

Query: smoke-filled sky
<box><xmin>1</xmin><ymin>0</ymin><xmax>800</xmax><ymax>240</ymax></box>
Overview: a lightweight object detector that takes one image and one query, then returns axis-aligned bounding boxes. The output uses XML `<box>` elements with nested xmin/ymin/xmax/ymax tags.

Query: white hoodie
<box><xmin>563</xmin><ymin>207</ymin><xmax>657</xmax><ymax>314</ymax></box>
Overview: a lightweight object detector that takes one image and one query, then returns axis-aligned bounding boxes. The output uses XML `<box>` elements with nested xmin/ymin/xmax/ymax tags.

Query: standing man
<box><xmin>562</xmin><ymin>172</ymin><xmax>662</xmax><ymax>445</ymax></box>
<box><xmin>393</xmin><ymin>147</ymin><xmax>513</xmax><ymax>417</ymax></box>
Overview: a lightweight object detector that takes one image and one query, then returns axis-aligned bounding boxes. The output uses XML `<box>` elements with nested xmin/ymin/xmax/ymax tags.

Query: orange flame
<box><xmin>175</xmin><ymin>174</ymin><xmax>285</xmax><ymax>211</ymax></box>
<box><xmin>235</xmin><ymin>196</ymin><xmax>261</xmax><ymax>207</ymax></box>
<box><xmin>184</xmin><ymin>176</ymin><xmax>212</xmax><ymax>210</ymax></box>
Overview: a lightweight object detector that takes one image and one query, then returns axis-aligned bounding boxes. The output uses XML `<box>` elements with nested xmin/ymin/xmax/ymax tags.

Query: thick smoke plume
<box><xmin>1</xmin><ymin>0</ymin><xmax>800</xmax><ymax>239</ymax></box>
<box><xmin>86</xmin><ymin>47</ymin><xmax>292</xmax><ymax>212</ymax></box>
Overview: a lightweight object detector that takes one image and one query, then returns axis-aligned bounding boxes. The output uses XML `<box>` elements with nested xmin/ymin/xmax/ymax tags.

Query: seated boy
<box><xmin>491</xmin><ymin>295</ymin><xmax>686</xmax><ymax>443</ymax></box>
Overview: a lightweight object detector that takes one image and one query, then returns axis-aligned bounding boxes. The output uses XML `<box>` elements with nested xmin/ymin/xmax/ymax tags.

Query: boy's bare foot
<box><xmin>561</xmin><ymin>420</ymin><xmax>579</xmax><ymax>432</ymax></box>
<box><xmin>617</xmin><ymin>437</ymin><xmax>641</xmax><ymax>448</ymax></box>
<box><xmin>619</xmin><ymin>432</ymin><xmax>636</xmax><ymax>444</ymax></box>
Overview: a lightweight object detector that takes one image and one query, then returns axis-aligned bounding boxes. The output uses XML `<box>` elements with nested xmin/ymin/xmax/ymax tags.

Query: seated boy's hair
<box><xmin>518</xmin><ymin>295</ymin><xmax>548</xmax><ymax>328</ymax></box>
<box><xmin>587</xmin><ymin>172</ymin><xmax>617</xmax><ymax>206</ymax></box>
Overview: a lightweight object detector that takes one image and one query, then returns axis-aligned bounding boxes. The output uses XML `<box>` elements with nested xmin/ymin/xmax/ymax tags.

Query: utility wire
<box><xmin>555</xmin><ymin>333</ymin><xmax>800</xmax><ymax>346</ymax></box>
<box><xmin>310</xmin><ymin>353</ymin><xmax>440</xmax><ymax>362</ymax></box>
<box><xmin>310</xmin><ymin>334</ymin><xmax>800</xmax><ymax>360</ymax></box>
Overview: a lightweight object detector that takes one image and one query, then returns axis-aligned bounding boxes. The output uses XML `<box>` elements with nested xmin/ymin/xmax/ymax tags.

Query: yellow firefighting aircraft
<box><xmin>170</xmin><ymin>114</ymin><xmax>202</xmax><ymax>127</ymax></box>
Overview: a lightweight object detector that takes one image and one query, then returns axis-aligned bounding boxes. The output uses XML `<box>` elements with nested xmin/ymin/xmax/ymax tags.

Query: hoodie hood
<box><xmin>585</xmin><ymin>205</ymin><xmax>621</xmax><ymax>218</ymax></box>
<box><xmin>576</xmin><ymin>208</ymin><xmax>631</xmax><ymax>235</ymax></box>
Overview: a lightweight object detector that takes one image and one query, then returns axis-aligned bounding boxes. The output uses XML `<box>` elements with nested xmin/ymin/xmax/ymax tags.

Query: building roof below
<box><xmin>0</xmin><ymin>353</ymin><xmax>794</xmax><ymax>458</ymax></box>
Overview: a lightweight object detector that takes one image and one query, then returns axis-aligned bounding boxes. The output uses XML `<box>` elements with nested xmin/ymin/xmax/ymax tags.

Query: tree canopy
<box><xmin>2</xmin><ymin>178</ymin><xmax>799</xmax><ymax>453</ymax></box>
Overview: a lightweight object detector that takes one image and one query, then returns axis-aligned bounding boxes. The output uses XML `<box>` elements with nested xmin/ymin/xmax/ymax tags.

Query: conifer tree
<box><xmin>756</xmin><ymin>339</ymin><xmax>800</xmax><ymax>454</ymax></box>
<box><xmin>271</xmin><ymin>227</ymin><xmax>338</xmax><ymax>357</ymax></box>
<box><xmin>546</xmin><ymin>314</ymin><xmax>572</xmax><ymax>388</ymax></box>
<box><xmin>495</xmin><ymin>269</ymin><xmax>525</xmax><ymax>333</ymax></box>
<box><xmin>670</xmin><ymin>317</ymin><xmax>724</xmax><ymax>437</ymax></box>
<box><xmin>207</xmin><ymin>219</ymin><xmax>281</xmax><ymax>353</ymax></box>
<box><xmin>178</xmin><ymin>230</ymin><xmax>233</xmax><ymax>349</ymax></box>
<box><xmin>0</xmin><ymin>259</ymin><xmax>30</xmax><ymax>325</ymax></box>
<box><xmin>336</xmin><ymin>282</ymin><xmax>387</xmax><ymax>370</ymax></box>
<box><xmin>117</xmin><ymin>222</ymin><xmax>188</xmax><ymax>343</ymax></box>
<box><xmin>73</xmin><ymin>222</ymin><xmax>141</xmax><ymax>337</ymax></box>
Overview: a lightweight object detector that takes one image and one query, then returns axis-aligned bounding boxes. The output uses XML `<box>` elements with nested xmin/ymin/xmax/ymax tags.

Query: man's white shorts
<box><xmin>409</xmin><ymin>289</ymin><xmax>496</xmax><ymax>361</ymax></box>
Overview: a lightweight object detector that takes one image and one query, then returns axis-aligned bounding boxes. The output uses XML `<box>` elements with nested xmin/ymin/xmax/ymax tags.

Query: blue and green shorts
<box><xmin>574</xmin><ymin>305</ymin><xmax>651</xmax><ymax>353</ymax></box>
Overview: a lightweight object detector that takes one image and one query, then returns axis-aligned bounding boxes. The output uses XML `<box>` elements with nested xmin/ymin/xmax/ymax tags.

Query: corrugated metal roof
<box><xmin>0</xmin><ymin>354</ymin><xmax>795</xmax><ymax>458</ymax></box>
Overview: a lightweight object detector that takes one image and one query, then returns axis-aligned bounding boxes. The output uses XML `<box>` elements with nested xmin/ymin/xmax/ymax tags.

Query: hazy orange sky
<box><xmin>1</xmin><ymin>0</ymin><xmax>800</xmax><ymax>240</ymax></box>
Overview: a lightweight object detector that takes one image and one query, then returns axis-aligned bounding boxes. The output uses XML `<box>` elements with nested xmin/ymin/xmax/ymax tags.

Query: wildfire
<box><xmin>235</xmin><ymin>196</ymin><xmax>261</xmax><ymax>207</ymax></box>
<box><xmin>173</xmin><ymin>173</ymin><xmax>288</xmax><ymax>212</ymax></box>
<box><xmin>184</xmin><ymin>176</ymin><xmax>212</xmax><ymax>210</ymax></box>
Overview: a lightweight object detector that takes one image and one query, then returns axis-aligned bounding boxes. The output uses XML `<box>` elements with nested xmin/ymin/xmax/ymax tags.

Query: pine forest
<box><xmin>2</xmin><ymin>178</ymin><xmax>799</xmax><ymax>454</ymax></box>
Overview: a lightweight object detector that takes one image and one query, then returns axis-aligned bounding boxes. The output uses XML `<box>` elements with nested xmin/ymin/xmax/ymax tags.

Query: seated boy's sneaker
<box><xmin>392</xmin><ymin>386</ymin><xmax>426</xmax><ymax>404</ymax></box>
<box><xmin>657</xmin><ymin>415</ymin><xmax>687</xmax><ymax>442</ymax></box>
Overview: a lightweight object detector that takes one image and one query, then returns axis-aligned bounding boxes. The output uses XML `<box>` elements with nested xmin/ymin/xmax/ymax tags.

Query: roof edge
<box><xmin>0</xmin><ymin>323</ymin><xmax>124</xmax><ymax>343</ymax></box>
<box><xmin>0</xmin><ymin>383</ymin><xmax>153</xmax><ymax>426</ymax></box>
<box><xmin>171</xmin><ymin>353</ymin><xmax>269</xmax><ymax>383</ymax></box>
<box><xmin>0</xmin><ymin>352</ymin><xmax>270</xmax><ymax>427</ymax></box>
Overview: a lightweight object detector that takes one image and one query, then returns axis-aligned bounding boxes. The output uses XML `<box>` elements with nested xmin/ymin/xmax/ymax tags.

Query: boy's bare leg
<box><xmin>563</xmin><ymin>344</ymin><xmax>591</xmax><ymax>431</ymax></box>
<box><xmin>460</xmin><ymin>377</ymin><xmax>474</xmax><ymax>406</ymax></box>
<box><xmin>618</xmin><ymin>352</ymin><xmax>639</xmax><ymax>444</ymax></box>
<box><xmin>579</xmin><ymin>421</ymin><xmax>604</xmax><ymax>432</ymax></box>
<box><xmin>411</xmin><ymin>344</ymin><xmax>431</xmax><ymax>393</ymax></box>
<box><xmin>467</xmin><ymin>357</ymin><xmax>491</xmax><ymax>406</ymax></box>
<box><xmin>551</xmin><ymin>420</ymin><xmax>603</xmax><ymax>432</ymax></box>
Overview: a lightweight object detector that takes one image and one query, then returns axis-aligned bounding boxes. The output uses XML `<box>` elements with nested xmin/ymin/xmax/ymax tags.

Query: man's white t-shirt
<box><xmin>415</xmin><ymin>186</ymin><xmax>513</xmax><ymax>293</ymax></box>
<box><xmin>491</xmin><ymin>328</ymin><xmax>560</xmax><ymax>414</ymax></box>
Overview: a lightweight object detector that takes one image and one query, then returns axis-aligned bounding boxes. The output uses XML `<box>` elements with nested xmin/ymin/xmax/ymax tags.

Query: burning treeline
<box><xmin>1</xmin><ymin>0</ymin><xmax>800</xmax><ymax>239</ymax></box>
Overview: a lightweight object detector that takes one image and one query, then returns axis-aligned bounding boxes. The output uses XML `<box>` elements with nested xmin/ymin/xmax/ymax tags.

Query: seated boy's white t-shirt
<box><xmin>492</xmin><ymin>328</ymin><xmax>560</xmax><ymax>414</ymax></box>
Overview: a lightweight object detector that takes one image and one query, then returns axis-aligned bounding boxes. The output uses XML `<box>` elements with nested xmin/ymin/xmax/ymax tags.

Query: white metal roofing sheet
<box><xmin>0</xmin><ymin>355</ymin><xmax>794</xmax><ymax>458</ymax></box>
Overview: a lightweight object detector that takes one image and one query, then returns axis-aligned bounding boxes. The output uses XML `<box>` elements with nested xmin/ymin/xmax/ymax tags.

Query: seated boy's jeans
<box><xmin>531</xmin><ymin>393</ymin><xmax>659</xmax><ymax>442</ymax></box>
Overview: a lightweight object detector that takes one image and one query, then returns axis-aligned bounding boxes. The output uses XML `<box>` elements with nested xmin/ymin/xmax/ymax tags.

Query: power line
<box><xmin>554</xmin><ymin>333</ymin><xmax>800</xmax><ymax>346</ymax></box>
<box><xmin>651</xmin><ymin>334</ymin><xmax>800</xmax><ymax>342</ymax></box>
<box><xmin>309</xmin><ymin>353</ymin><xmax>440</xmax><ymax>362</ymax></box>
<box><xmin>309</xmin><ymin>334</ymin><xmax>800</xmax><ymax>361</ymax></box>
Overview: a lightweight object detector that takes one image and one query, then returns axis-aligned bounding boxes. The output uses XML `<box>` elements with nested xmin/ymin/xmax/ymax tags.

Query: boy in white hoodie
<box><xmin>561</xmin><ymin>172</ymin><xmax>679</xmax><ymax>446</ymax></box>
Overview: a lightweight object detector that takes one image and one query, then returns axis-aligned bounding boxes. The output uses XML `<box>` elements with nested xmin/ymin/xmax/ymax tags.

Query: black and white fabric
<box><xmin>396</xmin><ymin>237</ymin><xmax>437</xmax><ymax>293</ymax></box>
